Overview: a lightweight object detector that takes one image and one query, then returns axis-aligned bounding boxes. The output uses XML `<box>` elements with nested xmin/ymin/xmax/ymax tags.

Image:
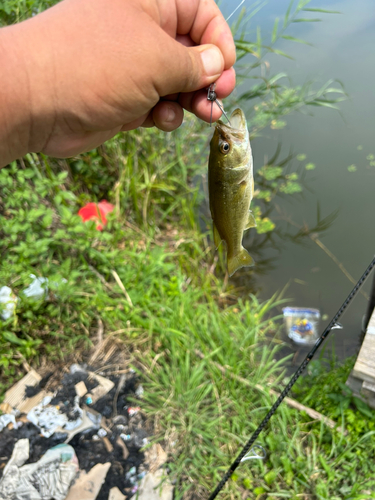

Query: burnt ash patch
<box><xmin>0</xmin><ymin>366</ymin><xmax>149</xmax><ymax>500</ymax></box>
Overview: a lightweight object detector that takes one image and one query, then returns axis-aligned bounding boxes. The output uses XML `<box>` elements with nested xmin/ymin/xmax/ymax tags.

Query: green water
<box><xmin>220</xmin><ymin>0</ymin><xmax>375</xmax><ymax>359</ymax></box>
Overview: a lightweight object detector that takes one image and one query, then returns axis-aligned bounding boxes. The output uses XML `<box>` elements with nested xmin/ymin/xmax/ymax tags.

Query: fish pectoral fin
<box><xmin>228</xmin><ymin>247</ymin><xmax>255</xmax><ymax>276</ymax></box>
<box><xmin>245</xmin><ymin>210</ymin><xmax>257</xmax><ymax>230</ymax></box>
<box><xmin>213</xmin><ymin>223</ymin><xmax>223</xmax><ymax>249</ymax></box>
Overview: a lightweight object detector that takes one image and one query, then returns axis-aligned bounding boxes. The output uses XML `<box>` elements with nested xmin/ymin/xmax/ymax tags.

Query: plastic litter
<box><xmin>0</xmin><ymin>286</ymin><xmax>18</xmax><ymax>321</ymax></box>
<box><xmin>0</xmin><ymin>415</ymin><xmax>17</xmax><ymax>433</ymax></box>
<box><xmin>125</xmin><ymin>466</ymin><xmax>137</xmax><ymax>485</ymax></box>
<box><xmin>282</xmin><ymin>307</ymin><xmax>320</xmax><ymax>346</ymax></box>
<box><xmin>128</xmin><ymin>406</ymin><xmax>141</xmax><ymax>417</ymax></box>
<box><xmin>120</xmin><ymin>433</ymin><xmax>131</xmax><ymax>441</ymax></box>
<box><xmin>133</xmin><ymin>430</ymin><xmax>148</xmax><ymax>449</ymax></box>
<box><xmin>135</xmin><ymin>385</ymin><xmax>144</xmax><ymax>398</ymax></box>
<box><xmin>22</xmin><ymin>275</ymin><xmax>49</xmax><ymax>301</ymax></box>
<box><xmin>22</xmin><ymin>275</ymin><xmax>67</xmax><ymax>302</ymax></box>
<box><xmin>27</xmin><ymin>397</ymin><xmax>67</xmax><ymax>438</ymax></box>
<box><xmin>0</xmin><ymin>276</ymin><xmax>67</xmax><ymax>320</ymax></box>
<box><xmin>0</xmin><ymin>440</ymin><xmax>78</xmax><ymax>500</ymax></box>
<box><xmin>27</xmin><ymin>395</ymin><xmax>96</xmax><ymax>440</ymax></box>
<box><xmin>60</xmin><ymin>410</ymin><xmax>98</xmax><ymax>443</ymax></box>
<box><xmin>70</xmin><ymin>364</ymin><xmax>88</xmax><ymax>375</ymax></box>
<box><xmin>86</xmin><ymin>408</ymin><xmax>102</xmax><ymax>427</ymax></box>
<box><xmin>78</xmin><ymin>200</ymin><xmax>114</xmax><ymax>231</ymax></box>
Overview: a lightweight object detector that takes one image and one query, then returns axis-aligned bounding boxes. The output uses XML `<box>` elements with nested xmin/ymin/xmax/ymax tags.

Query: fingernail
<box><xmin>201</xmin><ymin>47</ymin><xmax>223</xmax><ymax>77</ymax></box>
<box><xmin>165</xmin><ymin>107</ymin><xmax>176</xmax><ymax>123</ymax></box>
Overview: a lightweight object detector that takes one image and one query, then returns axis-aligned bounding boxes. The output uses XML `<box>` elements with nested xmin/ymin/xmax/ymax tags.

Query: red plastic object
<box><xmin>78</xmin><ymin>200</ymin><xmax>114</xmax><ymax>231</ymax></box>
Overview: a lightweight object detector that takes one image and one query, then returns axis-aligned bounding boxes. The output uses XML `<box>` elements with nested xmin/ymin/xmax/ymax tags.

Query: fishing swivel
<box><xmin>207</xmin><ymin>83</ymin><xmax>231</xmax><ymax>126</ymax></box>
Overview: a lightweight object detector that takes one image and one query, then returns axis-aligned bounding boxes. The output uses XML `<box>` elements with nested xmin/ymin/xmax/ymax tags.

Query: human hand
<box><xmin>0</xmin><ymin>0</ymin><xmax>236</xmax><ymax>164</ymax></box>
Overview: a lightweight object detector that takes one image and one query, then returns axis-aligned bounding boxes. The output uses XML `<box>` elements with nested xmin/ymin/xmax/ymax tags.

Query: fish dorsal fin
<box><xmin>213</xmin><ymin>223</ymin><xmax>223</xmax><ymax>249</ymax></box>
<box><xmin>245</xmin><ymin>211</ymin><xmax>257</xmax><ymax>230</ymax></box>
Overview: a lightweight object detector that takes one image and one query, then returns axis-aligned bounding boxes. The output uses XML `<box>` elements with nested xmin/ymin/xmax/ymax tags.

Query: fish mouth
<box><xmin>229</xmin><ymin>108</ymin><xmax>247</xmax><ymax>130</ymax></box>
<box><xmin>217</xmin><ymin>108</ymin><xmax>247</xmax><ymax>132</ymax></box>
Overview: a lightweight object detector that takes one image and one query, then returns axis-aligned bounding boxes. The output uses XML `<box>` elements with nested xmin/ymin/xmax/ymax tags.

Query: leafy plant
<box><xmin>293</xmin><ymin>357</ymin><xmax>375</xmax><ymax>439</ymax></box>
<box><xmin>0</xmin><ymin>0</ymin><xmax>56</xmax><ymax>25</ymax></box>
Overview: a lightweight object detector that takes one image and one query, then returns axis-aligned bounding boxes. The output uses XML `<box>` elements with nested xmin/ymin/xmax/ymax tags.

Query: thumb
<box><xmin>154</xmin><ymin>40</ymin><xmax>225</xmax><ymax>97</ymax></box>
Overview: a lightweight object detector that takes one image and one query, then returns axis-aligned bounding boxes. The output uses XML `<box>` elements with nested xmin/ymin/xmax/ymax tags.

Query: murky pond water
<box><xmin>218</xmin><ymin>0</ymin><xmax>375</xmax><ymax>361</ymax></box>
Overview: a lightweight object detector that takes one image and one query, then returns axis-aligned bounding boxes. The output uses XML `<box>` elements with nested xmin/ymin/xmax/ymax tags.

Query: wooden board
<box><xmin>352</xmin><ymin>309</ymin><xmax>375</xmax><ymax>384</ymax></box>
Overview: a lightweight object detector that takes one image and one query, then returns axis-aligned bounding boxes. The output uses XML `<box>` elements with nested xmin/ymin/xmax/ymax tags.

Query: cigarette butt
<box><xmin>103</xmin><ymin>436</ymin><xmax>114</xmax><ymax>453</ymax></box>
<box><xmin>116</xmin><ymin>437</ymin><xmax>129</xmax><ymax>459</ymax></box>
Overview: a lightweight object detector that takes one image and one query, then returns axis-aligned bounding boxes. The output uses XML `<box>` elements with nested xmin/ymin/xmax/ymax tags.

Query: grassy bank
<box><xmin>1</xmin><ymin>122</ymin><xmax>375</xmax><ymax>500</ymax></box>
<box><xmin>1</xmin><ymin>1</ymin><xmax>375</xmax><ymax>499</ymax></box>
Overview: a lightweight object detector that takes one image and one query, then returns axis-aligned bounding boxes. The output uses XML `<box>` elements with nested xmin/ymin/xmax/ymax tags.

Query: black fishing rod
<box><xmin>208</xmin><ymin>255</ymin><xmax>375</xmax><ymax>500</ymax></box>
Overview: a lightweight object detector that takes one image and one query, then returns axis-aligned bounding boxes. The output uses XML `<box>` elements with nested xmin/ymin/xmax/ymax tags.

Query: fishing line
<box><xmin>206</xmin><ymin>0</ymin><xmax>248</xmax><ymax>125</ymax></box>
<box><xmin>225</xmin><ymin>0</ymin><xmax>246</xmax><ymax>22</ymax></box>
<box><xmin>207</xmin><ymin>255</ymin><xmax>375</xmax><ymax>500</ymax></box>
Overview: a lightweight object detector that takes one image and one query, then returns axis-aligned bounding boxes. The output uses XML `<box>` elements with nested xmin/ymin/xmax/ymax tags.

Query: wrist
<box><xmin>0</xmin><ymin>19</ymin><xmax>55</xmax><ymax>167</ymax></box>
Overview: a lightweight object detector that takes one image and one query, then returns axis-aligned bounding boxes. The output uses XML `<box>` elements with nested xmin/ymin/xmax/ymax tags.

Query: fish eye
<box><xmin>220</xmin><ymin>142</ymin><xmax>230</xmax><ymax>154</ymax></box>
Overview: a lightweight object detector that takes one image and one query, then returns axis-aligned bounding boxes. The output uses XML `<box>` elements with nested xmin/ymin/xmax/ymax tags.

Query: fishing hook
<box><xmin>207</xmin><ymin>83</ymin><xmax>231</xmax><ymax>127</ymax></box>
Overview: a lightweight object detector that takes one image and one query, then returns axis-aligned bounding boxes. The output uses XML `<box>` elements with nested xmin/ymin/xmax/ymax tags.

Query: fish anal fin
<box><xmin>245</xmin><ymin>210</ymin><xmax>257</xmax><ymax>230</ymax></box>
<box><xmin>213</xmin><ymin>223</ymin><xmax>223</xmax><ymax>249</ymax></box>
<box><xmin>227</xmin><ymin>247</ymin><xmax>254</xmax><ymax>276</ymax></box>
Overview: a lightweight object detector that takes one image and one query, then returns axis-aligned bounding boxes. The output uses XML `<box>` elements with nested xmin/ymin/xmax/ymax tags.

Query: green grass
<box><xmin>140</xmin><ymin>311</ymin><xmax>375</xmax><ymax>499</ymax></box>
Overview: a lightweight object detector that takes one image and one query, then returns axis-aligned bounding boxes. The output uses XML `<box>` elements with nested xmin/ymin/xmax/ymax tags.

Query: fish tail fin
<box><xmin>228</xmin><ymin>247</ymin><xmax>255</xmax><ymax>276</ymax></box>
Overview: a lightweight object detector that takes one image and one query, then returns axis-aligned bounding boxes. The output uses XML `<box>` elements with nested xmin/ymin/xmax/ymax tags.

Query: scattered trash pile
<box><xmin>0</xmin><ymin>362</ymin><xmax>172</xmax><ymax>500</ymax></box>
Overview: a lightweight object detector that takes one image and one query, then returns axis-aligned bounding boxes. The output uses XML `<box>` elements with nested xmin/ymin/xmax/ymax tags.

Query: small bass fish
<box><xmin>208</xmin><ymin>108</ymin><xmax>256</xmax><ymax>276</ymax></box>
